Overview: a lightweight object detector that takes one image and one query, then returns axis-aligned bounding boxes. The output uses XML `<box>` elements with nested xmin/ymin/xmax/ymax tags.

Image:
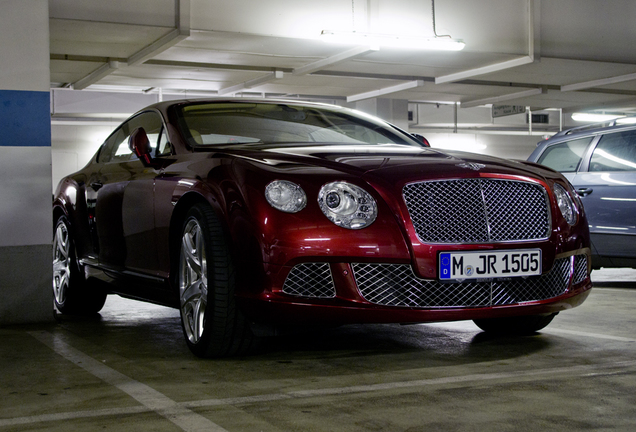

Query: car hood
<box><xmin>230</xmin><ymin>143</ymin><xmax>550</xmax><ymax>183</ymax></box>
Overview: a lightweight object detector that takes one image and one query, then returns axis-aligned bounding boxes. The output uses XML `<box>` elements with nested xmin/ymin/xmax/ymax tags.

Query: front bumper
<box><xmin>237</xmin><ymin>250</ymin><xmax>592</xmax><ymax>326</ymax></box>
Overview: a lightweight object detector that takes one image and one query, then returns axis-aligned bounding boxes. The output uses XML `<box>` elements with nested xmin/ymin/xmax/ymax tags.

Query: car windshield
<box><xmin>174</xmin><ymin>102</ymin><xmax>420</xmax><ymax>148</ymax></box>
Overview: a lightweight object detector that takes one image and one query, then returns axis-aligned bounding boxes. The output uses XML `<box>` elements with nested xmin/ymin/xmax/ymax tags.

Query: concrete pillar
<box><xmin>0</xmin><ymin>0</ymin><xmax>53</xmax><ymax>323</ymax></box>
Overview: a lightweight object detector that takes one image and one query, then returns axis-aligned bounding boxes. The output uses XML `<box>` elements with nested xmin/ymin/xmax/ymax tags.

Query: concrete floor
<box><xmin>2</xmin><ymin>269</ymin><xmax>636</xmax><ymax>432</ymax></box>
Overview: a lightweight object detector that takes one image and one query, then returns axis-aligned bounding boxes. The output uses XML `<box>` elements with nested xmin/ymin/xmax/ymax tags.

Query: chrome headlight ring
<box><xmin>318</xmin><ymin>181</ymin><xmax>378</xmax><ymax>229</ymax></box>
<box><xmin>265</xmin><ymin>180</ymin><xmax>307</xmax><ymax>213</ymax></box>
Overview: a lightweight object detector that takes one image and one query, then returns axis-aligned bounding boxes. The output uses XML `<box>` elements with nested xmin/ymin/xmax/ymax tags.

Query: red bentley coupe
<box><xmin>53</xmin><ymin>99</ymin><xmax>592</xmax><ymax>357</ymax></box>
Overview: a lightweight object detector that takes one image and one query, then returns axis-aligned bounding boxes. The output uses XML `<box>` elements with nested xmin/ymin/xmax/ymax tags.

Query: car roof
<box><xmin>537</xmin><ymin>118</ymin><xmax>636</xmax><ymax>148</ymax></box>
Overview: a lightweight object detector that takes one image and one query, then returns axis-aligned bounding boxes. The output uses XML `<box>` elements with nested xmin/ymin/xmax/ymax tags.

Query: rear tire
<box><xmin>53</xmin><ymin>216</ymin><xmax>107</xmax><ymax>315</ymax></box>
<box><xmin>473</xmin><ymin>313</ymin><xmax>557</xmax><ymax>335</ymax></box>
<box><xmin>178</xmin><ymin>204</ymin><xmax>256</xmax><ymax>357</ymax></box>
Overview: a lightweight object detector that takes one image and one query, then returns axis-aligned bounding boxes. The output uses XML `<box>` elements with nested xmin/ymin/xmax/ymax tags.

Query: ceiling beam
<box><xmin>561</xmin><ymin>72</ymin><xmax>636</xmax><ymax>92</ymax></box>
<box><xmin>346</xmin><ymin>80</ymin><xmax>424</xmax><ymax>103</ymax></box>
<box><xmin>127</xmin><ymin>28</ymin><xmax>190</xmax><ymax>67</ymax></box>
<box><xmin>218</xmin><ymin>71</ymin><xmax>284</xmax><ymax>95</ymax></box>
<box><xmin>436</xmin><ymin>0</ymin><xmax>539</xmax><ymax>84</ymax></box>
<box><xmin>435</xmin><ymin>56</ymin><xmax>535</xmax><ymax>85</ymax></box>
<box><xmin>72</xmin><ymin>61</ymin><xmax>120</xmax><ymax>90</ymax></box>
<box><xmin>127</xmin><ymin>0</ymin><xmax>191</xmax><ymax>66</ymax></box>
<box><xmin>460</xmin><ymin>88</ymin><xmax>546</xmax><ymax>108</ymax></box>
<box><xmin>292</xmin><ymin>46</ymin><xmax>379</xmax><ymax>76</ymax></box>
<box><xmin>70</xmin><ymin>0</ymin><xmax>190</xmax><ymax>90</ymax></box>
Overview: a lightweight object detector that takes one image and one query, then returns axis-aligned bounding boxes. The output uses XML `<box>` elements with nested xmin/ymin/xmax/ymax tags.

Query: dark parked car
<box><xmin>53</xmin><ymin>99</ymin><xmax>592</xmax><ymax>357</ymax></box>
<box><xmin>529</xmin><ymin>121</ymin><xmax>636</xmax><ymax>269</ymax></box>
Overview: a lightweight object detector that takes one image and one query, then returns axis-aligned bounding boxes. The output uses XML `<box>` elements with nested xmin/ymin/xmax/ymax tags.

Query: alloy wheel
<box><xmin>179</xmin><ymin>218</ymin><xmax>208</xmax><ymax>344</ymax></box>
<box><xmin>53</xmin><ymin>221</ymin><xmax>71</xmax><ymax>306</ymax></box>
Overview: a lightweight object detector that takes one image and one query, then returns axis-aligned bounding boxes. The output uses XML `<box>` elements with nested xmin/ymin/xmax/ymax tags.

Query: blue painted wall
<box><xmin>0</xmin><ymin>90</ymin><xmax>51</xmax><ymax>147</ymax></box>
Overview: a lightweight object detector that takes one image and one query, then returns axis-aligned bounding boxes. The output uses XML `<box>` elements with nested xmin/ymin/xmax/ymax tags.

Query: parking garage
<box><xmin>2</xmin><ymin>0</ymin><xmax>636</xmax><ymax>430</ymax></box>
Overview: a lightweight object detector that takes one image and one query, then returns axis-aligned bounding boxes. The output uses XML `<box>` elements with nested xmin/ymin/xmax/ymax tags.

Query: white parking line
<box><xmin>6</xmin><ymin>331</ymin><xmax>635</xmax><ymax>429</ymax></box>
<box><xmin>26</xmin><ymin>331</ymin><xmax>229</xmax><ymax>432</ymax></box>
<box><xmin>184</xmin><ymin>359</ymin><xmax>636</xmax><ymax>408</ymax></box>
<box><xmin>0</xmin><ymin>406</ymin><xmax>150</xmax><ymax>427</ymax></box>
<box><xmin>545</xmin><ymin>328</ymin><xmax>636</xmax><ymax>343</ymax></box>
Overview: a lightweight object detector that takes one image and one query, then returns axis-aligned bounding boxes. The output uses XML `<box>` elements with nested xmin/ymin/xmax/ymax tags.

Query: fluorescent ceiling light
<box><xmin>615</xmin><ymin>117</ymin><xmax>636</xmax><ymax>125</ymax></box>
<box><xmin>571</xmin><ymin>113</ymin><xmax>625</xmax><ymax>122</ymax></box>
<box><xmin>321</xmin><ymin>30</ymin><xmax>465</xmax><ymax>51</ymax></box>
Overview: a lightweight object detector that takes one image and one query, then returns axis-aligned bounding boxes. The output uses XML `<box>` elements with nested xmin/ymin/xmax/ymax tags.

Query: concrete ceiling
<box><xmin>49</xmin><ymin>0</ymin><xmax>636</xmax><ymax>126</ymax></box>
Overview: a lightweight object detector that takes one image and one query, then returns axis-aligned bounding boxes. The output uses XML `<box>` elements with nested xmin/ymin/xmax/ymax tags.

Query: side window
<box><xmin>537</xmin><ymin>137</ymin><xmax>592</xmax><ymax>173</ymax></box>
<box><xmin>156</xmin><ymin>128</ymin><xmax>172</xmax><ymax>157</ymax></box>
<box><xmin>98</xmin><ymin>128</ymin><xmax>127</xmax><ymax>163</ymax></box>
<box><xmin>96</xmin><ymin>111</ymin><xmax>166</xmax><ymax>163</ymax></box>
<box><xmin>589</xmin><ymin>130</ymin><xmax>636</xmax><ymax>172</ymax></box>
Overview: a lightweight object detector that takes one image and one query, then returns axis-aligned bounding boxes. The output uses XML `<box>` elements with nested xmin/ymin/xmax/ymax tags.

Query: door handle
<box><xmin>90</xmin><ymin>181</ymin><xmax>104</xmax><ymax>191</ymax></box>
<box><xmin>576</xmin><ymin>188</ymin><xmax>593</xmax><ymax>197</ymax></box>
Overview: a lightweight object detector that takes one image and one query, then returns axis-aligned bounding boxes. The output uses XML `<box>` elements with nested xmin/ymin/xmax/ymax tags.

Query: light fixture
<box><xmin>320</xmin><ymin>30</ymin><xmax>465</xmax><ymax>51</ymax></box>
<box><xmin>571</xmin><ymin>113</ymin><xmax>625</xmax><ymax>122</ymax></box>
<box><xmin>615</xmin><ymin>117</ymin><xmax>636</xmax><ymax>125</ymax></box>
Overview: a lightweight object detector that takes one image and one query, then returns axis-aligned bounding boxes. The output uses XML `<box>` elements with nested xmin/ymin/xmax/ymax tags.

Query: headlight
<box><xmin>318</xmin><ymin>182</ymin><xmax>377</xmax><ymax>229</ymax></box>
<box><xmin>553</xmin><ymin>183</ymin><xmax>577</xmax><ymax>225</ymax></box>
<box><xmin>265</xmin><ymin>180</ymin><xmax>307</xmax><ymax>213</ymax></box>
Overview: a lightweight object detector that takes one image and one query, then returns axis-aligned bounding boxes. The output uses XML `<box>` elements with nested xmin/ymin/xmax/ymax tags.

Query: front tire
<box><xmin>473</xmin><ymin>313</ymin><xmax>557</xmax><ymax>335</ymax></box>
<box><xmin>178</xmin><ymin>204</ymin><xmax>255</xmax><ymax>357</ymax></box>
<box><xmin>53</xmin><ymin>216</ymin><xmax>107</xmax><ymax>315</ymax></box>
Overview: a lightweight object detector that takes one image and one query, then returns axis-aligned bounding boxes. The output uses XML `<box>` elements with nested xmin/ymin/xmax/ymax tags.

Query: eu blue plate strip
<box><xmin>0</xmin><ymin>90</ymin><xmax>50</xmax><ymax>147</ymax></box>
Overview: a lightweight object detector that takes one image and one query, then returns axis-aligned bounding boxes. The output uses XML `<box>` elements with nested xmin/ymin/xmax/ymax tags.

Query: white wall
<box><xmin>423</xmin><ymin>132</ymin><xmax>542</xmax><ymax>160</ymax></box>
<box><xmin>51</xmin><ymin>122</ymin><xmax>118</xmax><ymax>192</ymax></box>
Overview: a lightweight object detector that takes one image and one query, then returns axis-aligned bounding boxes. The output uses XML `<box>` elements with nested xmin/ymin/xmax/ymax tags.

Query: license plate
<box><xmin>439</xmin><ymin>249</ymin><xmax>542</xmax><ymax>280</ymax></box>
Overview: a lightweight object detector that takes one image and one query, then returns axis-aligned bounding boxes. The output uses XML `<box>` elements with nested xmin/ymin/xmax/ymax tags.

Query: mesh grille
<box><xmin>491</xmin><ymin>258</ymin><xmax>571</xmax><ymax>306</ymax></box>
<box><xmin>352</xmin><ymin>257</ymin><xmax>582</xmax><ymax>308</ymax></box>
<box><xmin>572</xmin><ymin>254</ymin><xmax>589</xmax><ymax>285</ymax></box>
<box><xmin>283</xmin><ymin>263</ymin><xmax>336</xmax><ymax>298</ymax></box>
<box><xmin>403</xmin><ymin>179</ymin><xmax>550</xmax><ymax>244</ymax></box>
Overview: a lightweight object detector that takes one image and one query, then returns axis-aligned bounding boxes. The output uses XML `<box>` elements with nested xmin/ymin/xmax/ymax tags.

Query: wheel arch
<box><xmin>53</xmin><ymin>205</ymin><xmax>67</xmax><ymax>227</ymax></box>
<box><xmin>168</xmin><ymin>191</ymin><xmax>231</xmax><ymax>287</ymax></box>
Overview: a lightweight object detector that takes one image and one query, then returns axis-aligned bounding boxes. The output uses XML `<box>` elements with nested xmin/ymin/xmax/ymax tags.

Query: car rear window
<box><xmin>537</xmin><ymin>137</ymin><xmax>592</xmax><ymax>172</ymax></box>
<box><xmin>589</xmin><ymin>130</ymin><xmax>636</xmax><ymax>172</ymax></box>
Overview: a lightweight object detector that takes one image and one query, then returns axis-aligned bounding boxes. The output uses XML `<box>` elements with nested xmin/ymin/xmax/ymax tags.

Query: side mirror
<box><xmin>129</xmin><ymin>127</ymin><xmax>154</xmax><ymax>167</ymax></box>
<box><xmin>412</xmin><ymin>133</ymin><xmax>431</xmax><ymax>147</ymax></box>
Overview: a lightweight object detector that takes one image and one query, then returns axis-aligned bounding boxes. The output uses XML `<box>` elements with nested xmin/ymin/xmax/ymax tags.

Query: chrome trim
<box><xmin>402</xmin><ymin>178</ymin><xmax>552</xmax><ymax>244</ymax></box>
<box><xmin>283</xmin><ymin>263</ymin><xmax>336</xmax><ymax>298</ymax></box>
<box><xmin>352</xmin><ymin>256</ymin><xmax>580</xmax><ymax>308</ymax></box>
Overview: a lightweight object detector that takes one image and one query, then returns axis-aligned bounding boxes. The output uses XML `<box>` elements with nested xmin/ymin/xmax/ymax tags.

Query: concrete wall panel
<box><xmin>0</xmin><ymin>0</ymin><xmax>49</xmax><ymax>92</ymax></box>
<box><xmin>0</xmin><ymin>245</ymin><xmax>53</xmax><ymax>323</ymax></box>
<box><xmin>0</xmin><ymin>0</ymin><xmax>53</xmax><ymax>324</ymax></box>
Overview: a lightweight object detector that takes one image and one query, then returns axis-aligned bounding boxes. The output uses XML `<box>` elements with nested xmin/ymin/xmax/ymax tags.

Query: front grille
<box><xmin>572</xmin><ymin>254</ymin><xmax>589</xmax><ymax>285</ymax></box>
<box><xmin>283</xmin><ymin>263</ymin><xmax>336</xmax><ymax>298</ymax></box>
<box><xmin>353</xmin><ymin>256</ymin><xmax>584</xmax><ymax>308</ymax></box>
<box><xmin>403</xmin><ymin>179</ymin><xmax>550</xmax><ymax>244</ymax></box>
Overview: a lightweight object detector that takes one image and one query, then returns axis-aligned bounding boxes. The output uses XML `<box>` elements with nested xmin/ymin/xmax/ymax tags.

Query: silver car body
<box><xmin>528</xmin><ymin>123</ymin><xmax>636</xmax><ymax>268</ymax></box>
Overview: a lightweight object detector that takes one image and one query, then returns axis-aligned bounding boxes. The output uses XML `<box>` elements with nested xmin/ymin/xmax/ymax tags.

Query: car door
<box><xmin>574</xmin><ymin>129</ymin><xmax>636</xmax><ymax>263</ymax></box>
<box><xmin>90</xmin><ymin>111</ymin><xmax>167</xmax><ymax>275</ymax></box>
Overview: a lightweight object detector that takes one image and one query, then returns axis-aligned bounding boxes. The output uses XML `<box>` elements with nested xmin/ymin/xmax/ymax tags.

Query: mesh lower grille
<box><xmin>402</xmin><ymin>179</ymin><xmax>550</xmax><ymax>244</ymax></box>
<box><xmin>282</xmin><ymin>263</ymin><xmax>336</xmax><ymax>298</ymax></box>
<box><xmin>572</xmin><ymin>254</ymin><xmax>588</xmax><ymax>285</ymax></box>
<box><xmin>353</xmin><ymin>256</ymin><xmax>585</xmax><ymax>308</ymax></box>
